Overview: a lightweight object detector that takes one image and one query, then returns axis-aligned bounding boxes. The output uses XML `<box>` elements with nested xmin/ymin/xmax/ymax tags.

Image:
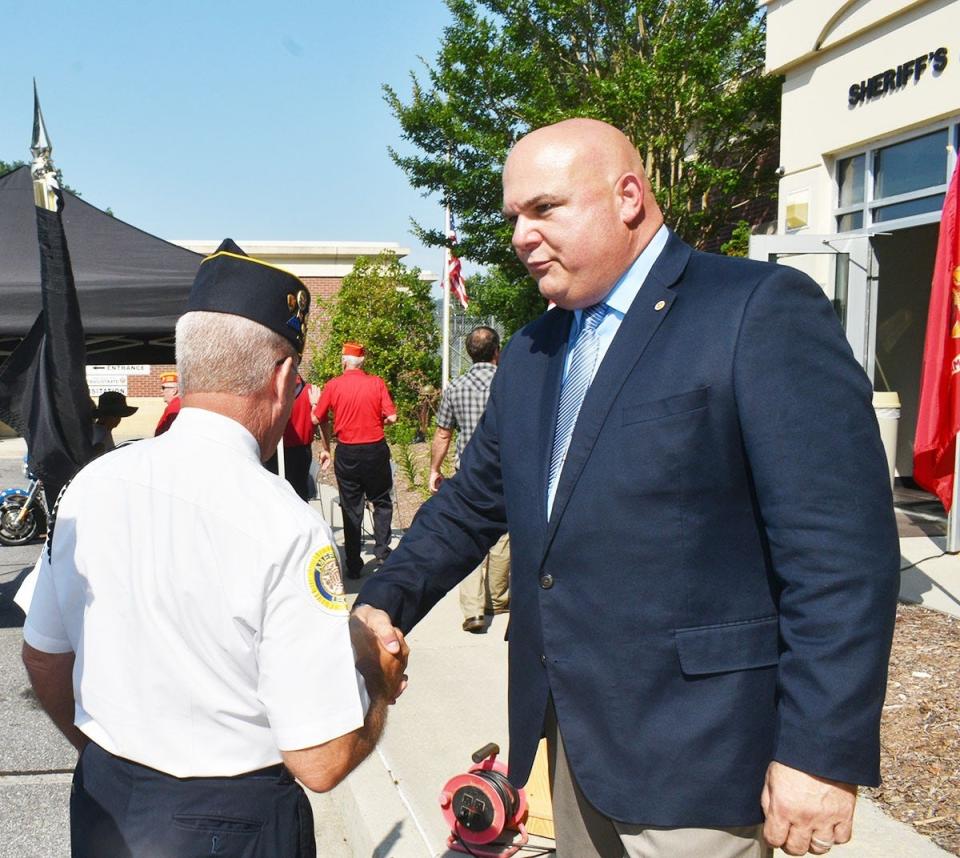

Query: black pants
<box><xmin>71</xmin><ymin>742</ymin><xmax>315</xmax><ymax>858</ymax></box>
<box><xmin>264</xmin><ymin>445</ymin><xmax>314</xmax><ymax>501</ymax></box>
<box><xmin>334</xmin><ymin>439</ymin><xmax>393</xmax><ymax>574</ymax></box>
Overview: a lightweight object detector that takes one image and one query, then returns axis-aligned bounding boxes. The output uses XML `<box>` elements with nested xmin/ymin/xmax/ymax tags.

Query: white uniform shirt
<box><xmin>23</xmin><ymin>407</ymin><xmax>368</xmax><ymax>777</ymax></box>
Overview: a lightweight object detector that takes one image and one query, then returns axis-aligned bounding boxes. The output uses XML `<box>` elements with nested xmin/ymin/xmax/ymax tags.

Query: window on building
<box><xmin>873</xmin><ymin>129</ymin><xmax>947</xmax><ymax>198</ymax></box>
<box><xmin>838</xmin><ymin>154</ymin><xmax>865</xmax><ymax>208</ymax></box>
<box><xmin>833</xmin><ymin>124</ymin><xmax>957</xmax><ymax>233</ymax></box>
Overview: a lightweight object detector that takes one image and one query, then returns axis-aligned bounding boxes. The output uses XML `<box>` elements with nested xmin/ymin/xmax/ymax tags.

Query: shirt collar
<box><xmin>577</xmin><ymin>223</ymin><xmax>670</xmax><ymax>323</ymax></box>
<box><xmin>168</xmin><ymin>407</ymin><xmax>263</xmax><ymax>462</ymax></box>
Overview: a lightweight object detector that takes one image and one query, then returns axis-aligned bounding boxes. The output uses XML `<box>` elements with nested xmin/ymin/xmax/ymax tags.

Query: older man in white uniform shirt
<box><xmin>21</xmin><ymin>239</ymin><xmax>407</xmax><ymax>858</ymax></box>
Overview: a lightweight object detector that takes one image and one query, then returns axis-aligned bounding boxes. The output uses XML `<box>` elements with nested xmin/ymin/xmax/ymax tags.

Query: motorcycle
<box><xmin>0</xmin><ymin>457</ymin><xmax>49</xmax><ymax>547</ymax></box>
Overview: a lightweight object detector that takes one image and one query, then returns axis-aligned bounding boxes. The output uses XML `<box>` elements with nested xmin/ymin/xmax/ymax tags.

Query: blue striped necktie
<box><xmin>548</xmin><ymin>302</ymin><xmax>608</xmax><ymax>494</ymax></box>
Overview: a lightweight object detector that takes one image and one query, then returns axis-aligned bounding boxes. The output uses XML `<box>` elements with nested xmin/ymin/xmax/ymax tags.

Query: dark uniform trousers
<box><xmin>71</xmin><ymin>742</ymin><xmax>315</xmax><ymax>858</ymax></box>
<box><xmin>334</xmin><ymin>439</ymin><xmax>393</xmax><ymax>575</ymax></box>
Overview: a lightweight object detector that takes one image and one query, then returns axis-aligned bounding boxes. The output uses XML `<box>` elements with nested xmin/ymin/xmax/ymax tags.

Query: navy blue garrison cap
<box><xmin>186</xmin><ymin>238</ymin><xmax>310</xmax><ymax>356</ymax></box>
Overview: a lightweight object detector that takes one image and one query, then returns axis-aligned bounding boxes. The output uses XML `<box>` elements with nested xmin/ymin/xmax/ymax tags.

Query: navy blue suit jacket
<box><xmin>359</xmin><ymin>232</ymin><xmax>900</xmax><ymax>827</ymax></box>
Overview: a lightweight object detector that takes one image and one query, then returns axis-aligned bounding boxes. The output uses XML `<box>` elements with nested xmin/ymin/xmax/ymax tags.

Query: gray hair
<box><xmin>342</xmin><ymin>354</ymin><xmax>365</xmax><ymax>370</ymax></box>
<box><xmin>176</xmin><ymin>311</ymin><xmax>296</xmax><ymax>396</ymax></box>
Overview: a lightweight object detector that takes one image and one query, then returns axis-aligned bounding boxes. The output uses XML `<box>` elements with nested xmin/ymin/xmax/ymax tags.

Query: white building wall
<box><xmin>171</xmin><ymin>240</ymin><xmax>412</xmax><ymax>278</ymax></box>
<box><xmin>765</xmin><ymin>0</ymin><xmax>933</xmax><ymax>73</ymax></box>
<box><xmin>765</xmin><ymin>0</ymin><xmax>959</xmax><ymax>234</ymax></box>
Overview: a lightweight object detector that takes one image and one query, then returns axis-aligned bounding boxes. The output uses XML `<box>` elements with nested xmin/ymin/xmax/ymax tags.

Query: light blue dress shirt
<box><xmin>547</xmin><ymin>224</ymin><xmax>670</xmax><ymax>515</ymax></box>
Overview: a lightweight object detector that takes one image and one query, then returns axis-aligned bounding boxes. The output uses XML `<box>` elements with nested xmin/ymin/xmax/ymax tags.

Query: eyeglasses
<box><xmin>276</xmin><ymin>357</ymin><xmax>305</xmax><ymax>398</ymax></box>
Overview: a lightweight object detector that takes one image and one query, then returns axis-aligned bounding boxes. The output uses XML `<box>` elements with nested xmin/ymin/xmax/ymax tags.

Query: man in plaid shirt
<box><xmin>429</xmin><ymin>326</ymin><xmax>511</xmax><ymax>633</ymax></box>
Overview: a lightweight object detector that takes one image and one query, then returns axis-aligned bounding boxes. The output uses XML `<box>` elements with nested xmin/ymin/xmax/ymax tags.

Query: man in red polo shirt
<box><xmin>154</xmin><ymin>371</ymin><xmax>182</xmax><ymax>436</ymax></box>
<box><xmin>314</xmin><ymin>343</ymin><xmax>397</xmax><ymax>578</ymax></box>
<box><xmin>265</xmin><ymin>374</ymin><xmax>320</xmax><ymax>501</ymax></box>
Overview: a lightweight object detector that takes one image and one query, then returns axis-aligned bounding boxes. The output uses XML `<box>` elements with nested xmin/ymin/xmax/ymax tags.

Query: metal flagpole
<box><xmin>7</xmin><ymin>81</ymin><xmax>97</xmax><ymax>502</ymax></box>
<box><xmin>442</xmin><ymin>202</ymin><xmax>452</xmax><ymax>390</ymax></box>
<box><xmin>948</xmin><ymin>443</ymin><xmax>960</xmax><ymax>552</ymax></box>
<box><xmin>30</xmin><ymin>79</ymin><xmax>58</xmax><ymax>213</ymax></box>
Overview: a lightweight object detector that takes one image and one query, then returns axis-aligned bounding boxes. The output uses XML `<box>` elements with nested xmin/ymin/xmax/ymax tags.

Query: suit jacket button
<box><xmin>540</xmin><ymin>654</ymin><xmax>547</xmax><ymax>665</ymax></box>
<box><xmin>540</xmin><ymin>573</ymin><xmax>554</xmax><ymax>589</ymax></box>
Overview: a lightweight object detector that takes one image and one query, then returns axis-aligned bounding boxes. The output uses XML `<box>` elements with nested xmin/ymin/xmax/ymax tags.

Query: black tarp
<box><xmin>0</xmin><ymin>166</ymin><xmax>202</xmax><ymax>363</ymax></box>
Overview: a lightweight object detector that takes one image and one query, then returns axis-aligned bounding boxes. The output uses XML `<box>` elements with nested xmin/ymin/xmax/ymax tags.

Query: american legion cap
<box><xmin>186</xmin><ymin>239</ymin><xmax>310</xmax><ymax>356</ymax></box>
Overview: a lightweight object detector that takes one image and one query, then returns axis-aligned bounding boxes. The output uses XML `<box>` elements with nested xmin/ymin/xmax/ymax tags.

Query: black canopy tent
<box><xmin>0</xmin><ymin>166</ymin><xmax>202</xmax><ymax>363</ymax></box>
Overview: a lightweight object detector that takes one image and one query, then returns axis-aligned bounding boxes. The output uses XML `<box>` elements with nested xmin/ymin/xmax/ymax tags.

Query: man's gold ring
<box><xmin>810</xmin><ymin>837</ymin><xmax>834</xmax><ymax>850</ymax></box>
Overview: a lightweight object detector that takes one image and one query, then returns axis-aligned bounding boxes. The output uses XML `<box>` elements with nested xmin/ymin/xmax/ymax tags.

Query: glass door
<box><xmin>748</xmin><ymin>235</ymin><xmax>874</xmax><ymax>381</ymax></box>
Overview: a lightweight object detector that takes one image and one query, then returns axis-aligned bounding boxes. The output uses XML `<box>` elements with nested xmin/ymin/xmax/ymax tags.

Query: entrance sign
<box><xmin>86</xmin><ymin>375</ymin><xmax>129</xmax><ymax>397</ymax></box>
<box><xmin>88</xmin><ymin>364</ymin><xmax>149</xmax><ymax>375</ymax></box>
<box><xmin>86</xmin><ymin>366</ymin><xmax>136</xmax><ymax>396</ymax></box>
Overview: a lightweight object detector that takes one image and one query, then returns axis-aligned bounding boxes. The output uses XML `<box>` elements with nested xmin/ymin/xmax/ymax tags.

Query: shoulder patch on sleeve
<box><xmin>305</xmin><ymin>544</ymin><xmax>348</xmax><ymax>614</ymax></box>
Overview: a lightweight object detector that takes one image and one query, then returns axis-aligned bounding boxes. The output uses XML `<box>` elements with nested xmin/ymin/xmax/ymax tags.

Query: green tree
<box><xmin>720</xmin><ymin>219</ymin><xmax>753</xmax><ymax>257</ymax></box>
<box><xmin>0</xmin><ymin>158</ymin><xmax>80</xmax><ymax>195</ymax></box>
<box><xmin>311</xmin><ymin>253</ymin><xmax>441</xmax><ymax>426</ymax></box>
<box><xmin>0</xmin><ymin>159</ymin><xmax>28</xmax><ymax>178</ymax></box>
<box><xmin>386</xmin><ymin>0</ymin><xmax>781</xmax><ymax>331</ymax></box>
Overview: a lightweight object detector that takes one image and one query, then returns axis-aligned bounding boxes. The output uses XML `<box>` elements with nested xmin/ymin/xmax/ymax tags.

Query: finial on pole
<box><xmin>30</xmin><ymin>80</ymin><xmax>60</xmax><ymax>211</ymax></box>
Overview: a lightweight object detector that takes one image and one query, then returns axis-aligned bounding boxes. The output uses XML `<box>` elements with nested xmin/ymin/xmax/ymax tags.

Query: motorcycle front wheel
<box><xmin>0</xmin><ymin>496</ymin><xmax>41</xmax><ymax>546</ymax></box>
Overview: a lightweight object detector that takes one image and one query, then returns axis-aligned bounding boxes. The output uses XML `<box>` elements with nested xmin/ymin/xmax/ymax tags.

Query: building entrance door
<box><xmin>870</xmin><ymin>224</ymin><xmax>939</xmax><ymax>476</ymax></box>
<box><xmin>748</xmin><ymin>235</ymin><xmax>875</xmax><ymax>379</ymax></box>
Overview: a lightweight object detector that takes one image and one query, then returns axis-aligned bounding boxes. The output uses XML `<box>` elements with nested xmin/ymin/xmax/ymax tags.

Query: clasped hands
<box><xmin>350</xmin><ymin>605</ymin><xmax>408</xmax><ymax>704</ymax></box>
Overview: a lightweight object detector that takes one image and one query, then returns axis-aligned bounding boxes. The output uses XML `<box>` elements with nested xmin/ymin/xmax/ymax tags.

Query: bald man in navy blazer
<box><xmin>357</xmin><ymin>119</ymin><xmax>899</xmax><ymax>858</ymax></box>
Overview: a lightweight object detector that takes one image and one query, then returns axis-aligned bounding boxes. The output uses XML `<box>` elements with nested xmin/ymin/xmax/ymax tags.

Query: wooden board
<box><xmin>523</xmin><ymin>739</ymin><xmax>554</xmax><ymax>839</ymax></box>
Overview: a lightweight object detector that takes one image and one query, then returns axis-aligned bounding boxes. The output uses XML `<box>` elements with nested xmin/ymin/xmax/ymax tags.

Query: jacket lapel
<box><xmin>541</xmin><ymin>232</ymin><xmax>692</xmax><ymax>557</ymax></box>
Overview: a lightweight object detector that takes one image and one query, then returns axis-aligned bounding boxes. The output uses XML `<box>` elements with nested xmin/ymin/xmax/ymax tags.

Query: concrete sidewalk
<box><xmin>899</xmin><ymin>535</ymin><xmax>960</xmax><ymax>619</ymax></box>
<box><xmin>326</xmin><ymin>594</ymin><xmax>950</xmax><ymax>858</ymax></box>
<box><xmin>0</xmin><ymin>437</ymin><xmax>27</xmax><ymax>460</ymax></box>
<box><xmin>315</xmin><ymin>479</ymin><xmax>954</xmax><ymax>857</ymax></box>
<box><xmin>2</xmin><ymin>451</ymin><xmax>955</xmax><ymax>856</ymax></box>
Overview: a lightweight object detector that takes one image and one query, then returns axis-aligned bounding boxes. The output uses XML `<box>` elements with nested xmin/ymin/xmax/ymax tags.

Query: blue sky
<box><xmin>0</xmin><ymin>0</ymin><xmax>458</xmax><ymax>278</ymax></box>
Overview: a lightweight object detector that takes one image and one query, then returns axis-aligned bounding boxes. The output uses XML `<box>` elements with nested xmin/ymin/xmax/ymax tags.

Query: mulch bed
<box><xmin>386</xmin><ymin>441</ymin><xmax>433</xmax><ymax>529</ymax></box>
<box><xmin>326</xmin><ymin>442</ymin><xmax>960</xmax><ymax>855</ymax></box>
<box><xmin>866</xmin><ymin>604</ymin><xmax>960</xmax><ymax>855</ymax></box>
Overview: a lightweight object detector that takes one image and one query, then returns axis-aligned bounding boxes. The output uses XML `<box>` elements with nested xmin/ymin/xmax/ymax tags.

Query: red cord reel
<box><xmin>439</xmin><ymin>742</ymin><xmax>529</xmax><ymax>858</ymax></box>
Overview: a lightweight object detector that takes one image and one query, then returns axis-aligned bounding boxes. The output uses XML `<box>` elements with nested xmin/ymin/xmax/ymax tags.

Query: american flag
<box><xmin>447</xmin><ymin>229</ymin><xmax>469</xmax><ymax>310</ymax></box>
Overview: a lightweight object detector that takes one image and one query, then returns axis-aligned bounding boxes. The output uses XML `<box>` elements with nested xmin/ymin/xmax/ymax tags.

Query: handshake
<box><xmin>350</xmin><ymin>604</ymin><xmax>409</xmax><ymax>705</ymax></box>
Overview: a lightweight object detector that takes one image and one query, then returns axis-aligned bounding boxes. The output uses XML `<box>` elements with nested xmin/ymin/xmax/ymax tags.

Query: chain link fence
<box><xmin>434</xmin><ymin>301</ymin><xmax>504</xmax><ymax>381</ymax></box>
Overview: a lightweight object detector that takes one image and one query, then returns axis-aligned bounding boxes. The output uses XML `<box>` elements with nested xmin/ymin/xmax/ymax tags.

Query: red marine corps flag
<box><xmin>441</xmin><ymin>205</ymin><xmax>469</xmax><ymax>387</ymax></box>
<box><xmin>914</xmin><ymin>161</ymin><xmax>960</xmax><ymax>511</ymax></box>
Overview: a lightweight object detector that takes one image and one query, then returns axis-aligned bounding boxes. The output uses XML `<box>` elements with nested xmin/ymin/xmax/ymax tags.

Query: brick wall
<box><xmin>126</xmin><ymin>365</ymin><xmax>177</xmax><ymax>398</ymax></box>
<box><xmin>301</xmin><ymin>276</ymin><xmax>343</xmax><ymax>366</ymax></box>
<box><xmin>700</xmin><ymin>195</ymin><xmax>778</xmax><ymax>255</ymax></box>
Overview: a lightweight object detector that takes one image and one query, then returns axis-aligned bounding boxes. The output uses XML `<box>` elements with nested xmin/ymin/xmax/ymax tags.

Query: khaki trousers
<box><xmin>459</xmin><ymin>533</ymin><xmax>511</xmax><ymax>618</ymax></box>
<box><xmin>544</xmin><ymin>700</ymin><xmax>771</xmax><ymax>858</ymax></box>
